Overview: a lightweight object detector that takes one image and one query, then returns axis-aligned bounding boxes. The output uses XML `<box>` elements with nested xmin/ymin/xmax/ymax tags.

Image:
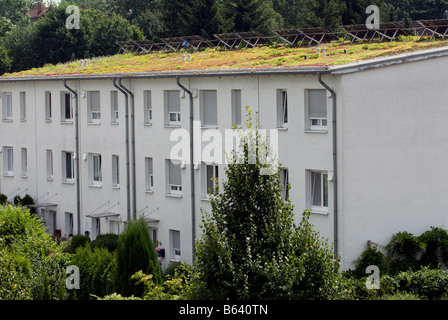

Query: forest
<box><xmin>0</xmin><ymin>0</ymin><xmax>447</xmax><ymax>74</ymax></box>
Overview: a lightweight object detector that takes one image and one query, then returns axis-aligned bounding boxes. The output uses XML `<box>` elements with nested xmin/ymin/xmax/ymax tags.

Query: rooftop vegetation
<box><xmin>3</xmin><ymin>36</ymin><xmax>448</xmax><ymax>77</ymax></box>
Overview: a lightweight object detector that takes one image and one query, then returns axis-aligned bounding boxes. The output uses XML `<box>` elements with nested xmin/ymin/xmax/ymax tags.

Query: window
<box><xmin>88</xmin><ymin>91</ymin><xmax>101</xmax><ymax>123</ymax></box>
<box><xmin>280</xmin><ymin>168</ymin><xmax>289</xmax><ymax>201</ymax></box>
<box><xmin>20</xmin><ymin>92</ymin><xmax>26</xmax><ymax>121</ymax></box>
<box><xmin>201</xmin><ymin>90</ymin><xmax>217</xmax><ymax>127</ymax></box>
<box><xmin>61</xmin><ymin>92</ymin><xmax>73</xmax><ymax>121</ymax></box>
<box><xmin>62</xmin><ymin>151</ymin><xmax>74</xmax><ymax>181</ymax></box>
<box><xmin>203</xmin><ymin>163</ymin><xmax>219</xmax><ymax>196</ymax></box>
<box><xmin>45</xmin><ymin>91</ymin><xmax>52</xmax><ymax>120</ymax></box>
<box><xmin>165</xmin><ymin>90</ymin><xmax>180</xmax><ymax>125</ymax></box>
<box><xmin>112</xmin><ymin>155</ymin><xmax>119</xmax><ymax>187</ymax></box>
<box><xmin>307</xmin><ymin>89</ymin><xmax>327</xmax><ymax>130</ymax></box>
<box><xmin>277</xmin><ymin>89</ymin><xmax>288</xmax><ymax>128</ymax></box>
<box><xmin>231</xmin><ymin>89</ymin><xmax>241</xmax><ymax>127</ymax></box>
<box><xmin>65</xmin><ymin>212</ymin><xmax>73</xmax><ymax>237</ymax></box>
<box><xmin>46</xmin><ymin>150</ymin><xmax>53</xmax><ymax>180</ymax></box>
<box><xmin>3</xmin><ymin>147</ymin><xmax>13</xmax><ymax>175</ymax></box>
<box><xmin>3</xmin><ymin>92</ymin><xmax>12</xmax><ymax>120</ymax></box>
<box><xmin>89</xmin><ymin>153</ymin><xmax>102</xmax><ymax>185</ymax></box>
<box><xmin>145</xmin><ymin>157</ymin><xmax>154</xmax><ymax>191</ymax></box>
<box><xmin>167</xmin><ymin>159</ymin><xmax>182</xmax><ymax>195</ymax></box>
<box><xmin>94</xmin><ymin>218</ymin><xmax>101</xmax><ymax>238</ymax></box>
<box><xmin>310</xmin><ymin>171</ymin><xmax>328</xmax><ymax>212</ymax></box>
<box><xmin>144</xmin><ymin>90</ymin><xmax>152</xmax><ymax>123</ymax></box>
<box><xmin>111</xmin><ymin>91</ymin><xmax>118</xmax><ymax>123</ymax></box>
<box><xmin>170</xmin><ymin>230</ymin><xmax>181</xmax><ymax>259</ymax></box>
<box><xmin>21</xmin><ymin>148</ymin><xmax>27</xmax><ymax>177</ymax></box>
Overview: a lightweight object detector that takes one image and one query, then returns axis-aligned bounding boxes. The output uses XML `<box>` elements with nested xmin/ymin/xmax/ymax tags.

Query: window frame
<box><xmin>231</xmin><ymin>89</ymin><xmax>242</xmax><ymax>127</ymax></box>
<box><xmin>3</xmin><ymin>92</ymin><xmax>12</xmax><ymax>120</ymax></box>
<box><xmin>112</xmin><ymin>154</ymin><xmax>119</xmax><ymax>188</ymax></box>
<box><xmin>200</xmin><ymin>89</ymin><xmax>218</xmax><ymax>128</ymax></box>
<box><xmin>202</xmin><ymin>163</ymin><xmax>219</xmax><ymax>197</ymax></box>
<box><xmin>87</xmin><ymin>91</ymin><xmax>101</xmax><ymax>124</ymax></box>
<box><xmin>20</xmin><ymin>92</ymin><xmax>26</xmax><ymax>121</ymax></box>
<box><xmin>165</xmin><ymin>90</ymin><xmax>181</xmax><ymax>126</ymax></box>
<box><xmin>144</xmin><ymin>90</ymin><xmax>152</xmax><ymax>124</ymax></box>
<box><xmin>110</xmin><ymin>90</ymin><xmax>118</xmax><ymax>124</ymax></box>
<box><xmin>166</xmin><ymin>159</ymin><xmax>182</xmax><ymax>196</ymax></box>
<box><xmin>45</xmin><ymin>91</ymin><xmax>52</xmax><ymax>121</ymax></box>
<box><xmin>46</xmin><ymin>149</ymin><xmax>53</xmax><ymax>180</ymax></box>
<box><xmin>62</xmin><ymin>151</ymin><xmax>75</xmax><ymax>182</ymax></box>
<box><xmin>307</xmin><ymin>89</ymin><xmax>328</xmax><ymax>131</ymax></box>
<box><xmin>90</xmin><ymin>153</ymin><xmax>102</xmax><ymax>186</ymax></box>
<box><xmin>3</xmin><ymin>147</ymin><xmax>13</xmax><ymax>176</ymax></box>
<box><xmin>170</xmin><ymin>229</ymin><xmax>181</xmax><ymax>260</ymax></box>
<box><xmin>277</xmin><ymin>89</ymin><xmax>288</xmax><ymax>128</ymax></box>
<box><xmin>145</xmin><ymin>157</ymin><xmax>154</xmax><ymax>191</ymax></box>
<box><xmin>21</xmin><ymin>147</ymin><xmax>27</xmax><ymax>178</ymax></box>
<box><xmin>309</xmin><ymin>170</ymin><xmax>329</xmax><ymax>214</ymax></box>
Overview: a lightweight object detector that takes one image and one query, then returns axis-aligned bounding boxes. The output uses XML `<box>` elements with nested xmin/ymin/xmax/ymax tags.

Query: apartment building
<box><xmin>1</xmin><ymin>46</ymin><xmax>448</xmax><ymax>270</ymax></box>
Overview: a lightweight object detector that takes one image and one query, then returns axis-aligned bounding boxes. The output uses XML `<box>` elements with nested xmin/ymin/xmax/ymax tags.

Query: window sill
<box><xmin>112</xmin><ymin>185</ymin><xmax>120</xmax><ymax>190</ymax></box>
<box><xmin>201</xmin><ymin>197</ymin><xmax>211</xmax><ymax>202</ymax></box>
<box><xmin>201</xmin><ymin>125</ymin><xmax>218</xmax><ymax>129</ymax></box>
<box><xmin>22</xmin><ymin>174</ymin><xmax>28</xmax><ymax>179</ymax></box>
<box><xmin>277</xmin><ymin>127</ymin><xmax>288</xmax><ymax>131</ymax></box>
<box><xmin>20</xmin><ymin>119</ymin><xmax>26</xmax><ymax>122</ymax></box>
<box><xmin>62</xmin><ymin>180</ymin><xmax>75</xmax><ymax>185</ymax></box>
<box><xmin>145</xmin><ymin>189</ymin><xmax>154</xmax><ymax>194</ymax></box>
<box><xmin>61</xmin><ymin>120</ymin><xmax>73</xmax><ymax>124</ymax></box>
<box><xmin>304</xmin><ymin>129</ymin><xmax>328</xmax><ymax>134</ymax></box>
<box><xmin>47</xmin><ymin>177</ymin><xmax>53</xmax><ymax>181</ymax></box>
<box><xmin>87</xmin><ymin>122</ymin><xmax>101</xmax><ymax>126</ymax></box>
<box><xmin>88</xmin><ymin>183</ymin><xmax>102</xmax><ymax>188</ymax></box>
<box><xmin>144</xmin><ymin>122</ymin><xmax>152</xmax><ymax>127</ymax></box>
<box><xmin>164</xmin><ymin>124</ymin><xmax>181</xmax><ymax>128</ymax></box>
<box><xmin>2</xmin><ymin>119</ymin><xmax>13</xmax><ymax>122</ymax></box>
<box><xmin>3</xmin><ymin>173</ymin><xmax>14</xmax><ymax>177</ymax></box>
<box><xmin>169</xmin><ymin>258</ymin><xmax>181</xmax><ymax>263</ymax></box>
<box><xmin>166</xmin><ymin>193</ymin><xmax>182</xmax><ymax>198</ymax></box>
<box><xmin>45</xmin><ymin>119</ymin><xmax>52</xmax><ymax>123</ymax></box>
<box><xmin>309</xmin><ymin>207</ymin><xmax>329</xmax><ymax>215</ymax></box>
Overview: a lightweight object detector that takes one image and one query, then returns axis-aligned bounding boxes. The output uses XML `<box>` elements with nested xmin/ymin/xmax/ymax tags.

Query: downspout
<box><xmin>117</xmin><ymin>79</ymin><xmax>137</xmax><ymax>221</ymax></box>
<box><xmin>317</xmin><ymin>73</ymin><xmax>339</xmax><ymax>259</ymax></box>
<box><xmin>113</xmin><ymin>78</ymin><xmax>131</xmax><ymax>223</ymax></box>
<box><xmin>63</xmin><ymin>80</ymin><xmax>81</xmax><ymax>235</ymax></box>
<box><xmin>176</xmin><ymin>76</ymin><xmax>196</xmax><ymax>261</ymax></box>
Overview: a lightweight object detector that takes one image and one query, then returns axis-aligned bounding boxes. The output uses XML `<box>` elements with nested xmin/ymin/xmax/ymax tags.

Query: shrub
<box><xmin>91</xmin><ymin>233</ymin><xmax>118</xmax><ymax>252</ymax></box>
<box><xmin>69</xmin><ymin>244</ymin><xmax>115</xmax><ymax>300</ymax></box>
<box><xmin>352</xmin><ymin>246</ymin><xmax>388</xmax><ymax>278</ymax></box>
<box><xmin>418</xmin><ymin>227</ymin><xmax>448</xmax><ymax>268</ymax></box>
<box><xmin>0</xmin><ymin>193</ymin><xmax>7</xmax><ymax>205</ymax></box>
<box><xmin>69</xmin><ymin>235</ymin><xmax>91</xmax><ymax>253</ymax></box>
<box><xmin>0</xmin><ymin>205</ymin><xmax>69</xmax><ymax>300</ymax></box>
<box><xmin>393</xmin><ymin>267</ymin><xmax>448</xmax><ymax>300</ymax></box>
<box><xmin>114</xmin><ymin>217</ymin><xmax>162</xmax><ymax>297</ymax></box>
<box><xmin>386</xmin><ymin>231</ymin><xmax>423</xmax><ymax>274</ymax></box>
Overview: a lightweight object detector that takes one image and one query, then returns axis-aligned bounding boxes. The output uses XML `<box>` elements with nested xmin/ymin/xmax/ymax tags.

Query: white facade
<box><xmin>1</xmin><ymin>47</ymin><xmax>448</xmax><ymax>270</ymax></box>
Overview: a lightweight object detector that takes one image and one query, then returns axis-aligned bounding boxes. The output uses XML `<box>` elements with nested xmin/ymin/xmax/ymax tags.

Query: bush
<box><xmin>69</xmin><ymin>235</ymin><xmax>91</xmax><ymax>253</ymax></box>
<box><xmin>114</xmin><ymin>217</ymin><xmax>162</xmax><ymax>297</ymax></box>
<box><xmin>0</xmin><ymin>193</ymin><xmax>7</xmax><ymax>205</ymax></box>
<box><xmin>351</xmin><ymin>246</ymin><xmax>388</xmax><ymax>278</ymax></box>
<box><xmin>69</xmin><ymin>244</ymin><xmax>115</xmax><ymax>300</ymax></box>
<box><xmin>418</xmin><ymin>227</ymin><xmax>448</xmax><ymax>268</ymax></box>
<box><xmin>386</xmin><ymin>231</ymin><xmax>423</xmax><ymax>274</ymax></box>
<box><xmin>0</xmin><ymin>205</ymin><xmax>69</xmax><ymax>300</ymax></box>
<box><xmin>91</xmin><ymin>233</ymin><xmax>118</xmax><ymax>252</ymax></box>
<box><xmin>393</xmin><ymin>267</ymin><xmax>448</xmax><ymax>300</ymax></box>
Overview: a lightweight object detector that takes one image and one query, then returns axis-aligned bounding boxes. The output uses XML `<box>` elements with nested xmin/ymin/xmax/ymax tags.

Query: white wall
<box><xmin>339</xmin><ymin>56</ymin><xmax>448</xmax><ymax>269</ymax></box>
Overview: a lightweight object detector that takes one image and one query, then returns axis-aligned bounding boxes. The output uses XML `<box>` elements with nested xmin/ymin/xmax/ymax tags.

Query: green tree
<box><xmin>295</xmin><ymin>0</ymin><xmax>345</xmax><ymax>31</ymax></box>
<box><xmin>194</xmin><ymin>110</ymin><xmax>345</xmax><ymax>300</ymax></box>
<box><xmin>114</xmin><ymin>216</ymin><xmax>162</xmax><ymax>297</ymax></box>
<box><xmin>217</xmin><ymin>0</ymin><xmax>283</xmax><ymax>35</ymax></box>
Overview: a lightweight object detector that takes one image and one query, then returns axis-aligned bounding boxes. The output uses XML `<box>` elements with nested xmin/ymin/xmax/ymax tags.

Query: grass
<box><xmin>4</xmin><ymin>36</ymin><xmax>448</xmax><ymax>77</ymax></box>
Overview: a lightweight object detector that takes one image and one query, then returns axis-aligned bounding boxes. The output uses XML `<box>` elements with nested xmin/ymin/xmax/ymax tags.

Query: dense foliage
<box><xmin>0</xmin><ymin>205</ymin><xmax>69</xmax><ymax>300</ymax></box>
<box><xmin>194</xmin><ymin>113</ymin><xmax>347</xmax><ymax>300</ymax></box>
<box><xmin>114</xmin><ymin>216</ymin><xmax>163</xmax><ymax>297</ymax></box>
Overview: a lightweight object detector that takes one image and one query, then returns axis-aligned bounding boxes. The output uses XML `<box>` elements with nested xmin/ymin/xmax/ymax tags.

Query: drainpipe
<box><xmin>117</xmin><ymin>79</ymin><xmax>137</xmax><ymax>221</ymax></box>
<box><xmin>176</xmin><ymin>76</ymin><xmax>196</xmax><ymax>260</ymax></box>
<box><xmin>63</xmin><ymin>80</ymin><xmax>81</xmax><ymax>235</ymax></box>
<box><xmin>317</xmin><ymin>73</ymin><xmax>339</xmax><ymax>259</ymax></box>
<box><xmin>113</xmin><ymin>78</ymin><xmax>131</xmax><ymax>222</ymax></box>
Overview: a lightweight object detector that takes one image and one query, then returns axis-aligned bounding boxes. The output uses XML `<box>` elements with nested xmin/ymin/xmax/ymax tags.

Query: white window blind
<box><xmin>202</xmin><ymin>90</ymin><xmax>217</xmax><ymax>126</ymax></box>
<box><xmin>232</xmin><ymin>89</ymin><xmax>241</xmax><ymax>126</ymax></box>
<box><xmin>308</xmin><ymin>89</ymin><xmax>327</xmax><ymax>120</ymax></box>
<box><xmin>88</xmin><ymin>91</ymin><xmax>101</xmax><ymax>122</ymax></box>
<box><xmin>167</xmin><ymin>90</ymin><xmax>180</xmax><ymax>124</ymax></box>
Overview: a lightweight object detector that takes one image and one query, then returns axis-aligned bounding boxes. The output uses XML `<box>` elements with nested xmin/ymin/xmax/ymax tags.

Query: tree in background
<box><xmin>217</xmin><ymin>0</ymin><xmax>283</xmax><ymax>35</ymax></box>
<box><xmin>114</xmin><ymin>216</ymin><xmax>162</xmax><ymax>297</ymax></box>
